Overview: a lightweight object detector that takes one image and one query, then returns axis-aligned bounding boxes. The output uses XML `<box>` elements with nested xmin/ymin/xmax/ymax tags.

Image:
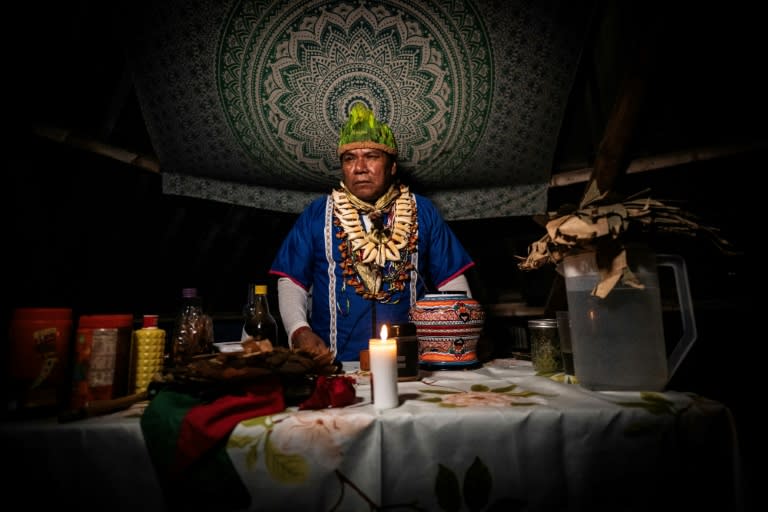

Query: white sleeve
<box><xmin>437</xmin><ymin>274</ymin><xmax>473</xmax><ymax>298</ymax></box>
<box><xmin>277</xmin><ymin>277</ymin><xmax>311</xmax><ymax>346</ymax></box>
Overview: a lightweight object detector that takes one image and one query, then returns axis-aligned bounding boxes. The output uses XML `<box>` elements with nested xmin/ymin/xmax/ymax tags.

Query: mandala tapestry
<box><xmin>127</xmin><ymin>0</ymin><xmax>593</xmax><ymax>220</ymax></box>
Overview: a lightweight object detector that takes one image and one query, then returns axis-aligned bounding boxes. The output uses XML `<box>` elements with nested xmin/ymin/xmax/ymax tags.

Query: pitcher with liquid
<box><xmin>562</xmin><ymin>245</ymin><xmax>697</xmax><ymax>391</ymax></box>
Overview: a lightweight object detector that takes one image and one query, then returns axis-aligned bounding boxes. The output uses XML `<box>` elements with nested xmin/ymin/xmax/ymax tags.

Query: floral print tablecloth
<box><xmin>226</xmin><ymin>359</ymin><xmax>742</xmax><ymax>511</ymax></box>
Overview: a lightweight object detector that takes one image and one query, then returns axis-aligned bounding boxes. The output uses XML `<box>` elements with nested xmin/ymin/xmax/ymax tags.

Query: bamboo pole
<box><xmin>33</xmin><ymin>124</ymin><xmax>161</xmax><ymax>174</ymax></box>
<box><xmin>550</xmin><ymin>140</ymin><xmax>768</xmax><ymax>188</ymax></box>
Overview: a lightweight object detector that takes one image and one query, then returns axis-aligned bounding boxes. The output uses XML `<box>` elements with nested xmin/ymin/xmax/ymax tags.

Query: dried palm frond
<box><xmin>517</xmin><ymin>189</ymin><xmax>735</xmax><ymax>281</ymax></box>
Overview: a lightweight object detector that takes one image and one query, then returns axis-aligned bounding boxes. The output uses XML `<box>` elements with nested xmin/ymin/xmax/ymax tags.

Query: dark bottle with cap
<box><xmin>241</xmin><ymin>284</ymin><xmax>279</xmax><ymax>347</ymax></box>
<box><xmin>390</xmin><ymin>322</ymin><xmax>419</xmax><ymax>381</ymax></box>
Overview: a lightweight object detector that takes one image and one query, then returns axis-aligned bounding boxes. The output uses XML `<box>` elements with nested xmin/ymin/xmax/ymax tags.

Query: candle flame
<box><xmin>380</xmin><ymin>324</ymin><xmax>388</xmax><ymax>341</ymax></box>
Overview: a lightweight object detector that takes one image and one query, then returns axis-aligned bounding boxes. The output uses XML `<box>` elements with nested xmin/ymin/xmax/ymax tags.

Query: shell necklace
<box><xmin>332</xmin><ymin>183</ymin><xmax>418</xmax><ymax>302</ymax></box>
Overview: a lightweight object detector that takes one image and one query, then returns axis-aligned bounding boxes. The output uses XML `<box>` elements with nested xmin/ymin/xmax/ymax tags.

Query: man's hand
<box><xmin>292</xmin><ymin>327</ymin><xmax>335</xmax><ymax>366</ymax></box>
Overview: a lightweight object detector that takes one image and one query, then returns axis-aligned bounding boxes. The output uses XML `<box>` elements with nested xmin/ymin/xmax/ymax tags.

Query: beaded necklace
<box><xmin>332</xmin><ymin>183</ymin><xmax>418</xmax><ymax>302</ymax></box>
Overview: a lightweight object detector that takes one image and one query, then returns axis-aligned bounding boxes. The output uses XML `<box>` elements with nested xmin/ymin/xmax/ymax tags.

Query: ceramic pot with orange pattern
<box><xmin>409</xmin><ymin>292</ymin><xmax>485</xmax><ymax>370</ymax></box>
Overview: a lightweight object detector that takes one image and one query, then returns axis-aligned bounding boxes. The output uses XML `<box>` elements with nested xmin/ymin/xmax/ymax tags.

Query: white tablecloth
<box><xmin>0</xmin><ymin>359</ymin><xmax>743</xmax><ymax>511</ymax></box>
<box><xmin>226</xmin><ymin>359</ymin><xmax>742</xmax><ymax>511</ymax></box>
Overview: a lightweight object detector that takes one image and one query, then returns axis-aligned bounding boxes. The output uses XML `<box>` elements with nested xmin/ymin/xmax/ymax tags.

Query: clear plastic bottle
<box><xmin>170</xmin><ymin>287</ymin><xmax>214</xmax><ymax>366</ymax></box>
<box><xmin>241</xmin><ymin>284</ymin><xmax>279</xmax><ymax>346</ymax></box>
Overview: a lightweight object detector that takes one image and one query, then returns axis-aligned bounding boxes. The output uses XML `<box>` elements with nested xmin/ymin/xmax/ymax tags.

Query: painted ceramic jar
<box><xmin>409</xmin><ymin>292</ymin><xmax>485</xmax><ymax>370</ymax></box>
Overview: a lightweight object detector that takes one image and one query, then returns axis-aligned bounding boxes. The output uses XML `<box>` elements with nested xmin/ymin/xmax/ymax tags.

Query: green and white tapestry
<box><xmin>127</xmin><ymin>0</ymin><xmax>594</xmax><ymax>220</ymax></box>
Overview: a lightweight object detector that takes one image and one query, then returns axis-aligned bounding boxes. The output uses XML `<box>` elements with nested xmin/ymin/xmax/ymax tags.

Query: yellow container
<box><xmin>130</xmin><ymin>315</ymin><xmax>166</xmax><ymax>394</ymax></box>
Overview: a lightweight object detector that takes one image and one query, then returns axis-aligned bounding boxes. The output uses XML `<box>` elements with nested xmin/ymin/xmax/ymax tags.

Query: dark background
<box><xmin>4</xmin><ymin>1</ymin><xmax>762</xmax><ymax>509</ymax></box>
<box><xmin>6</xmin><ymin>90</ymin><xmax>759</xmax><ymax>512</ymax></box>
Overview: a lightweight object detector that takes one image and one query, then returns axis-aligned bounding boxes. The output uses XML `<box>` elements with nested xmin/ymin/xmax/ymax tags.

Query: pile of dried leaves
<box><xmin>517</xmin><ymin>184</ymin><xmax>735</xmax><ymax>297</ymax></box>
<box><xmin>162</xmin><ymin>346</ymin><xmax>341</xmax><ymax>385</ymax></box>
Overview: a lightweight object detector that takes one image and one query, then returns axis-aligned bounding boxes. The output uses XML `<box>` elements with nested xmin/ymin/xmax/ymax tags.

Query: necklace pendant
<box><xmin>354</xmin><ymin>262</ymin><xmax>382</xmax><ymax>294</ymax></box>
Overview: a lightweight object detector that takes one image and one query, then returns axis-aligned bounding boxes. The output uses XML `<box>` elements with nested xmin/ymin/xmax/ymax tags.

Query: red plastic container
<box><xmin>7</xmin><ymin>308</ymin><xmax>74</xmax><ymax>413</ymax></box>
<box><xmin>71</xmin><ymin>314</ymin><xmax>134</xmax><ymax>409</ymax></box>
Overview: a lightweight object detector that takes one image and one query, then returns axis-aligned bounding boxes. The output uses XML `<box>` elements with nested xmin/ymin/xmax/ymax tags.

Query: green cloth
<box><xmin>140</xmin><ymin>390</ymin><xmax>251</xmax><ymax>512</ymax></box>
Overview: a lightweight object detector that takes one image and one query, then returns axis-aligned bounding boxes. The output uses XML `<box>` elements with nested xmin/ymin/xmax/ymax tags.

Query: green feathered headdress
<box><xmin>337</xmin><ymin>102</ymin><xmax>397</xmax><ymax>157</ymax></box>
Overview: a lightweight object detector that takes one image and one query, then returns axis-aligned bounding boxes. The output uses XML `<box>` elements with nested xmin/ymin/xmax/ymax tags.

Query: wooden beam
<box><xmin>580</xmin><ymin>13</ymin><xmax>663</xmax><ymax>207</ymax></box>
<box><xmin>33</xmin><ymin>125</ymin><xmax>160</xmax><ymax>174</ymax></box>
<box><xmin>550</xmin><ymin>140</ymin><xmax>768</xmax><ymax>188</ymax></box>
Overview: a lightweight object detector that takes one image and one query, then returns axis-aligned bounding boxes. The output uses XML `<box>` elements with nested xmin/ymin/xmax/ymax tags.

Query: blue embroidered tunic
<box><xmin>270</xmin><ymin>191</ymin><xmax>474</xmax><ymax>361</ymax></box>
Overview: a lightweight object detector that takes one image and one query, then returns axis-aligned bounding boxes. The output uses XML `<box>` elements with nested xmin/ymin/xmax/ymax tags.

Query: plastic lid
<box><xmin>182</xmin><ymin>287</ymin><xmax>198</xmax><ymax>298</ymax></box>
<box><xmin>12</xmin><ymin>308</ymin><xmax>73</xmax><ymax>321</ymax></box>
<box><xmin>78</xmin><ymin>314</ymin><xmax>134</xmax><ymax>329</ymax></box>
<box><xmin>528</xmin><ymin>319</ymin><xmax>558</xmax><ymax>329</ymax></box>
<box><xmin>142</xmin><ymin>315</ymin><xmax>159</xmax><ymax>328</ymax></box>
<box><xmin>255</xmin><ymin>284</ymin><xmax>268</xmax><ymax>294</ymax></box>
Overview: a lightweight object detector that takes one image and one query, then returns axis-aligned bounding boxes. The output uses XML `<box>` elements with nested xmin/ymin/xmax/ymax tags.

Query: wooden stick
<box><xmin>58</xmin><ymin>391</ymin><xmax>148</xmax><ymax>423</ymax></box>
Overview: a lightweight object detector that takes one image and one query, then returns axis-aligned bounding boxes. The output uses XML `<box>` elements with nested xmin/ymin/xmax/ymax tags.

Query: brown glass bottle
<box><xmin>241</xmin><ymin>284</ymin><xmax>279</xmax><ymax>346</ymax></box>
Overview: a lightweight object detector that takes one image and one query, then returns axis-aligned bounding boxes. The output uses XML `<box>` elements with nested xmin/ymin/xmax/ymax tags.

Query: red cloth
<box><xmin>299</xmin><ymin>375</ymin><xmax>356</xmax><ymax>410</ymax></box>
<box><xmin>173</xmin><ymin>376</ymin><xmax>285</xmax><ymax>474</ymax></box>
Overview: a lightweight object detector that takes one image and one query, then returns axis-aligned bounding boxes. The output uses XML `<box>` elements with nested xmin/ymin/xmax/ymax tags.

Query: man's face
<box><xmin>340</xmin><ymin>148</ymin><xmax>397</xmax><ymax>203</ymax></box>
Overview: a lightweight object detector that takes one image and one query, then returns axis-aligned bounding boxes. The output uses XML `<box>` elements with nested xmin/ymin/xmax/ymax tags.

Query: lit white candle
<box><xmin>369</xmin><ymin>325</ymin><xmax>399</xmax><ymax>409</ymax></box>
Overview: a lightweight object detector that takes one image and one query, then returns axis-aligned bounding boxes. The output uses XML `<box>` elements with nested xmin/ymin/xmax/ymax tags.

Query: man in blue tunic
<box><xmin>270</xmin><ymin>102</ymin><xmax>475</xmax><ymax>361</ymax></box>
